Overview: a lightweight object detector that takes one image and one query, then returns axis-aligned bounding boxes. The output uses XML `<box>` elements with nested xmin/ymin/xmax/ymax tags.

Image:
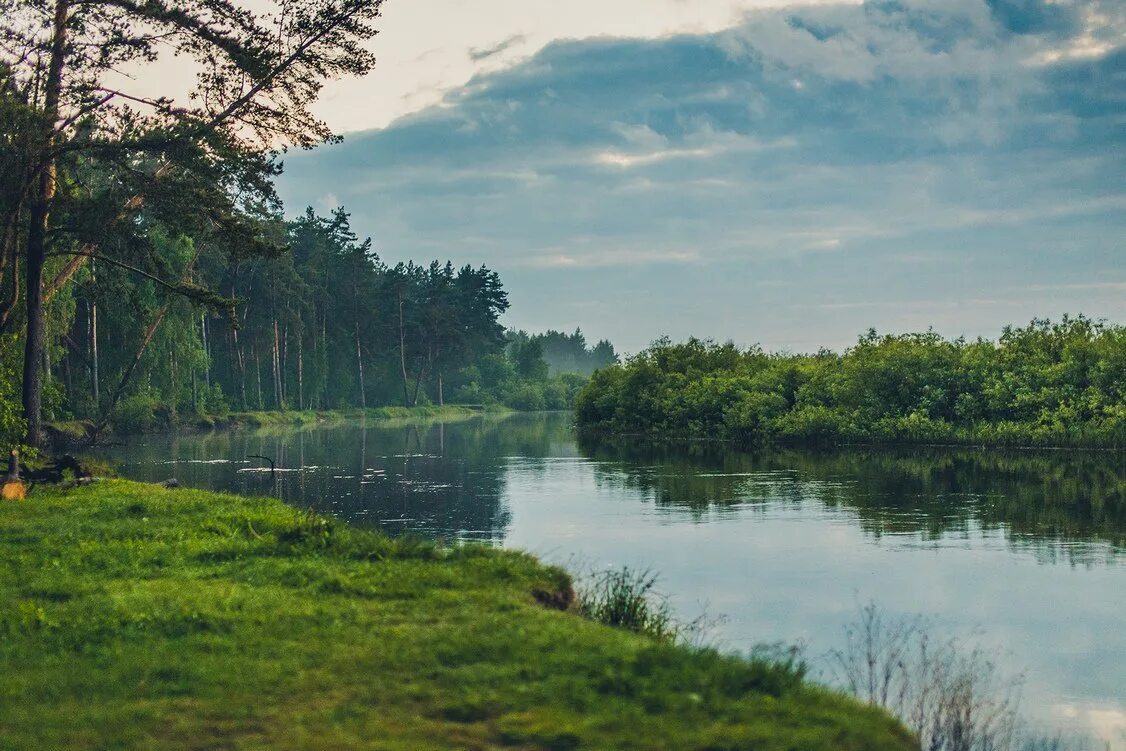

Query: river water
<box><xmin>88</xmin><ymin>412</ymin><xmax>1125</xmax><ymax>748</ymax></box>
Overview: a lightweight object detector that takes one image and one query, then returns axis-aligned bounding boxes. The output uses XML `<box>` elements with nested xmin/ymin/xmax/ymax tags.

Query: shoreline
<box><xmin>574</xmin><ymin>425</ymin><xmax>1126</xmax><ymax>454</ymax></box>
<box><xmin>44</xmin><ymin>405</ymin><xmax>517</xmax><ymax>446</ymax></box>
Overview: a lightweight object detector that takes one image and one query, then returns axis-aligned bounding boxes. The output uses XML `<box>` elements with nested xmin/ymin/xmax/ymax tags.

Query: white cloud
<box><xmin>313</xmin><ymin>0</ymin><xmax>863</xmax><ymax>132</ymax></box>
<box><xmin>519</xmin><ymin>248</ymin><xmax>701</xmax><ymax>269</ymax></box>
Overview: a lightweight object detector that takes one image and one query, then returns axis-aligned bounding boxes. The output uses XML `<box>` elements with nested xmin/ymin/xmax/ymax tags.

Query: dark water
<box><xmin>89</xmin><ymin>412</ymin><xmax>1126</xmax><ymax>747</ymax></box>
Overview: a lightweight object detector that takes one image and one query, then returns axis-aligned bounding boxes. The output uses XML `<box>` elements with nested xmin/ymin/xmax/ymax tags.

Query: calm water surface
<box><xmin>89</xmin><ymin>412</ymin><xmax>1126</xmax><ymax>747</ymax></box>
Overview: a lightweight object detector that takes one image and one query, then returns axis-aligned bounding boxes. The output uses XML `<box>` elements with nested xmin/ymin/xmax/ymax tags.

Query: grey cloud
<box><xmin>280</xmin><ymin>0</ymin><xmax>1125</xmax><ymax>351</ymax></box>
<box><xmin>469</xmin><ymin>34</ymin><xmax>528</xmax><ymax>62</ymax></box>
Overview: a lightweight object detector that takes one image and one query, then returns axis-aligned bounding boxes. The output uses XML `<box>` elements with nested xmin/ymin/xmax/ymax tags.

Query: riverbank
<box><xmin>0</xmin><ymin>480</ymin><xmax>913</xmax><ymax>750</ymax></box>
<box><xmin>45</xmin><ymin>404</ymin><xmax>508</xmax><ymax>445</ymax></box>
<box><xmin>576</xmin><ymin>326</ymin><xmax>1126</xmax><ymax>451</ymax></box>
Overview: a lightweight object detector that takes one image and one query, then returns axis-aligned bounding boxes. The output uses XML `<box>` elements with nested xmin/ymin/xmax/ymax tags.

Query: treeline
<box><xmin>509</xmin><ymin>329</ymin><xmax>618</xmax><ymax>377</ymax></box>
<box><xmin>0</xmin><ymin>203</ymin><xmax>614</xmax><ymax>441</ymax></box>
<box><xmin>576</xmin><ymin>317</ymin><xmax>1126</xmax><ymax>448</ymax></box>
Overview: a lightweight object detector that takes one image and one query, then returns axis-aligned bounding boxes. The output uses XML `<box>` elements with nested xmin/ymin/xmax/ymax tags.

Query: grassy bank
<box><xmin>0</xmin><ymin>481</ymin><xmax>912</xmax><ymax>750</ymax></box>
<box><xmin>46</xmin><ymin>405</ymin><xmax>507</xmax><ymax>443</ymax></box>
<box><xmin>211</xmin><ymin>405</ymin><xmax>504</xmax><ymax>430</ymax></box>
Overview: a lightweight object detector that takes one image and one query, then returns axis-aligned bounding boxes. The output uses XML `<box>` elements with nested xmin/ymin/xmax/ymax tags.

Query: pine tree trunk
<box><xmin>170</xmin><ymin>350</ymin><xmax>178</xmax><ymax>415</ymax></box>
<box><xmin>253</xmin><ymin>345</ymin><xmax>264</xmax><ymax>410</ymax></box>
<box><xmin>278</xmin><ymin>324</ymin><xmax>286</xmax><ymax>405</ymax></box>
<box><xmin>272</xmin><ymin>319</ymin><xmax>282</xmax><ymax>410</ymax></box>
<box><xmin>21</xmin><ymin>0</ymin><xmax>69</xmax><ymax>446</ymax></box>
<box><xmin>201</xmin><ymin>313</ymin><xmax>211</xmax><ymax>388</ymax></box>
<box><xmin>355</xmin><ymin>320</ymin><xmax>366</xmax><ymax>409</ymax></box>
<box><xmin>89</xmin><ymin>265</ymin><xmax>99</xmax><ymax>408</ymax></box>
<box><xmin>398</xmin><ymin>295</ymin><xmax>411</xmax><ymax>407</ymax></box>
<box><xmin>22</xmin><ymin>186</ymin><xmax>50</xmax><ymax>446</ymax></box>
<box><xmin>321</xmin><ymin>316</ymin><xmax>328</xmax><ymax>408</ymax></box>
<box><xmin>297</xmin><ymin>332</ymin><xmax>305</xmax><ymax>411</ymax></box>
<box><xmin>232</xmin><ymin>327</ymin><xmax>248</xmax><ymax>410</ymax></box>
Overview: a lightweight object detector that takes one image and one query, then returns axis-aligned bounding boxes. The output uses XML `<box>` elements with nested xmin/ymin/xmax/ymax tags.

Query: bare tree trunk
<box><xmin>169</xmin><ymin>349</ymin><xmax>178</xmax><ymax>414</ymax></box>
<box><xmin>410</xmin><ymin>363</ymin><xmax>426</xmax><ymax>407</ymax></box>
<box><xmin>201</xmin><ymin>313</ymin><xmax>211</xmax><ymax>388</ymax></box>
<box><xmin>354</xmin><ymin>320</ymin><xmax>366</xmax><ymax>409</ymax></box>
<box><xmin>63</xmin><ymin>344</ymin><xmax>73</xmax><ymax>400</ymax></box>
<box><xmin>435</xmin><ymin>343</ymin><xmax>443</xmax><ymax>406</ymax></box>
<box><xmin>297</xmin><ymin>331</ymin><xmax>304</xmax><ymax>411</ymax></box>
<box><xmin>272</xmin><ymin>319</ymin><xmax>282</xmax><ymax>410</ymax></box>
<box><xmin>278</xmin><ymin>322</ymin><xmax>286</xmax><ymax>405</ymax></box>
<box><xmin>321</xmin><ymin>315</ymin><xmax>328</xmax><ymax>408</ymax></box>
<box><xmin>398</xmin><ymin>294</ymin><xmax>411</xmax><ymax>407</ymax></box>
<box><xmin>253</xmin><ymin>345</ymin><xmax>264</xmax><ymax>410</ymax></box>
<box><xmin>23</xmin><ymin>189</ymin><xmax>51</xmax><ymax>445</ymax></box>
<box><xmin>89</xmin><ymin>263</ymin><xmax>99</xmax><ymax>408</ymax></box>
<box><xmin>232</xmin><ymin>327</ymin><xmax>248</xmax><ymax>410</ymax></box>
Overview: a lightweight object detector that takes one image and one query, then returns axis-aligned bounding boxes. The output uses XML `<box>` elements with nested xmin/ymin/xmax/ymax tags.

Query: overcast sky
<box><xmin>277</xmin><ymin>0</ymin><xmax>1125</xmax><ymax>353</ymax></box>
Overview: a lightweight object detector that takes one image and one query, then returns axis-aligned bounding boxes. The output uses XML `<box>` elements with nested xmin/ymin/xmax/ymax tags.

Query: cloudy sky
<box><xmin>277</xmin><ymin>0</ymin><xmax>1125</xmax><ymax>353</ymax></box>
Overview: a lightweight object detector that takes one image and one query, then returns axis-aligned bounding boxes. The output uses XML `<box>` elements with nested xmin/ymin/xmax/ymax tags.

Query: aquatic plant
<box><xmin>576</xmin><ymin>567</ymin><xmax>677</xmax><ymax>640</ymax></box>
<box><xmin>831</xmin><ymin>603</ymin><xmax>1038</xmax><ymax>751</ymax></box>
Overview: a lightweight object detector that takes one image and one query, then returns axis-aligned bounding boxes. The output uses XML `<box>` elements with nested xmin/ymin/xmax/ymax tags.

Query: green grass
<box><xmin>202</xmin><ymin>404</ymin><xmax>504</xmax><ymax>430</ymax></box>
<box><xmin>46</xmin><ymin>405</ymin><xmax>509</xmax><ymax>441</ymax></box>
<box><xmin>0</xmin><ymin>481</ymin><xmax>913</xmax><ymax>750</ymax></box>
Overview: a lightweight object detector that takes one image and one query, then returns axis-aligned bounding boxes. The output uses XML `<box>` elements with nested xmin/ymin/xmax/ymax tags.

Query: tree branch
<box><xmin>47</xmin><ymin>249</ymin><xmax>185</xmax><ymax>295</ymax></box>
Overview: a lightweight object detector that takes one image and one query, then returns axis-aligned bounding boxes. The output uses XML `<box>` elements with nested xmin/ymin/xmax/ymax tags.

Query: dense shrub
<box><xmin>576</xmin><ymin>317</ymin><xmax>1126</xmax><ymax>448</ymax></box>
<box><xmin>0</xmin><ymin>336</ymin><xmax>25</xmax><ymax>450</ymax></box>
<box><xmin>112</xmin><ymin>391</ymin><xmax>172</xmax><ymax>434</ymax></box>
<box><xmin>507</xmin><ymin>383</ymin><xmax>547</xmax><ymax>412</ymax></box>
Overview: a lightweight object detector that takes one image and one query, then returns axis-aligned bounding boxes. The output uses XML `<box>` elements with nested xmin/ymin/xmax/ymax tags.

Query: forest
<box><xmin>576</xmin><ymin>317</ymin><xmax>1126</xmax><ymax>448</ymax></box>
<box><xmin>0</xmin><ymin>1</ymin><xmax>615</xmax><ymax>451</ymax></box>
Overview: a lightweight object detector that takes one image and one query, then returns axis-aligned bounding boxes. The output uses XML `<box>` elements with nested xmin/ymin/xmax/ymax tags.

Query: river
<box><xmin>87</xmin><ymin>411</ymin><xmax>1126</xmax><ymax>748</ymax></box>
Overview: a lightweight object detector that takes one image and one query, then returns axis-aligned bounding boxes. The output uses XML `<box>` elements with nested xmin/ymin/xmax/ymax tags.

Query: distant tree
<box><xmin>512</xmin><ymin>338</ymin><xmax>549</xmax><ymax>381</ymax></box>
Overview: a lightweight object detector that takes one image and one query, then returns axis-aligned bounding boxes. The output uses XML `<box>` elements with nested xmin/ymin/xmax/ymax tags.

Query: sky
<box><xmin>275</xmin><ymin>0</ymin><xmax>1126</xmax><ymax>353</ymax></box>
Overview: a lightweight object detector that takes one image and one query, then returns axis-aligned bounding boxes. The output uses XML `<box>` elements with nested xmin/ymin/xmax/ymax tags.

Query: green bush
<box><xmin>543</xmin><ymin>381</ymin><xmax>569</xmax><ymax>410</ymax></box>
<box><xmin>0</xmin><ymin>337</ymin><xmax>25</xmax><ymax>451</ymax></box>
<box><xmin>112</xmin><ymin>392</ymin><xmax>167</xmax><ymax>434</ymax></box>
<box><xmin>576</xmin><ymin>318</ymin><xmax>1126</xmax><ymax>448</ymax></box>
<box><xmin>507</xmin><ymin>383</ymin><xmax>546</xmax><ymax>411</ymax></box>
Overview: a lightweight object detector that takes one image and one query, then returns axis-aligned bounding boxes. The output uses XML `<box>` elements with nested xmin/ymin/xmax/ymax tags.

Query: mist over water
<box><xmin>91</xmin><ymin>413</ymin><xmax>1126</xmax><ymax>748</ymax></box>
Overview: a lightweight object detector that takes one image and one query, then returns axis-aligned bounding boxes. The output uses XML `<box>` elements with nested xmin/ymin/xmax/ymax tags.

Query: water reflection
<box><xmin>93</xmin><ymin>413</ymin><xmax>1126</xmax><ymax>559</ymax></box>
<box><xmin>579</xmin><ymin>435</ymin><xmax>1125</xmax><ymax>563</ymax></box>
<box><xmin>90</xmin><ymin>412</ymin><xmax>1126</xmax><ymax>746</ymax></box>
<box><xmin>94</xmin><ymin>413</ymin><xmax>586</xmax><ymax>541</ymax></box>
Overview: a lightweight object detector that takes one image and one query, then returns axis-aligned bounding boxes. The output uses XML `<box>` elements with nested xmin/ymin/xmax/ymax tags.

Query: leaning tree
<box><xmin>0</xmin><ymin>0</ymin><xmax>384</xmax><ymax>445</ymax></box>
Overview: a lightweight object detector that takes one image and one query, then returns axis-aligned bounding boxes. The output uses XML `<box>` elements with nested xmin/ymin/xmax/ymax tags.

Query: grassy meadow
<box><xmin>0</xmin><ymin>480</ymin><xmax>913</xmax><ymax>750</ymax></box>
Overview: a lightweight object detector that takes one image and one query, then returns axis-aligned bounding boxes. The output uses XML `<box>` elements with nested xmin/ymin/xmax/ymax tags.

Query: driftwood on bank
<box><xmin>247</xmin><ymin>455</ymin><xmax>276</xmax><ymax>475</ymax></box>
<box><xmin>21</xmin><ymin>454</ymin><xmax>93</xmax><ymax>485</ymax></box>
